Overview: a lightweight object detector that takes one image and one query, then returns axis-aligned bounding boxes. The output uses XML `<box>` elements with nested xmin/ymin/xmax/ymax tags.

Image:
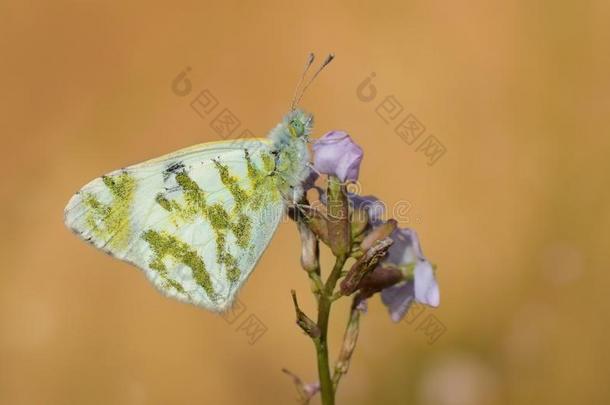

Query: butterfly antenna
<box><xmin>293</xmin><ymin>53</ymin><xmax>334</xmax><ymax>108</ymax></box>
<box><xmin>290</xmin><ymin>53</ymin><xmax>316</xmax><ymax>110</ymax></box>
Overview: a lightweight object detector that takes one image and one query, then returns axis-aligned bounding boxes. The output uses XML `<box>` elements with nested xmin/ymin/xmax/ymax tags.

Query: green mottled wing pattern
<box><xmin>64</xmin><ymin>139</ymin><xmax>284</xmax><ymax>311</ymax></box>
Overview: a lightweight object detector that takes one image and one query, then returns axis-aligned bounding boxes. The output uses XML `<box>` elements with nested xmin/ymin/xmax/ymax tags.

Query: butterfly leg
<box><xmin>306</xmin><ymin>162</ymin><xmax>322</xmax><ymax>177</ymax></box>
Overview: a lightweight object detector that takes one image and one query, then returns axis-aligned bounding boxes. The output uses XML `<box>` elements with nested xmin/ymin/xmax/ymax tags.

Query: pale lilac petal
<box><xmin>414</xmin><ymin>261</ymin><xmax>440</xmax><ymax>307</ymax></box>
<box><xmin>379</xmin><ymin>227</ymin><xmax>440</xmax><ymax>320</ymax></box>
<box><xmin>386</xmin><ymin>227</ymin><xmax>424</xmax><ymax>266</ymax></box>
<box><xmin>381</xmin><ymin>281</ymin><xmax>415</xmax><ymax>322</ymax></box>
<box><xmin>312</xmin><ymin>131</ymin><xmax>363</xmax><ymax>182</ymax></box>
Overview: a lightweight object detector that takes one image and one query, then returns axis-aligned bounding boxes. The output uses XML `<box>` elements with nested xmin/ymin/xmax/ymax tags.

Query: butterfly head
<box><xmin>284</xmin><ymin>108</ymin><xmax>313</xmax><ymax>141</ymax></box>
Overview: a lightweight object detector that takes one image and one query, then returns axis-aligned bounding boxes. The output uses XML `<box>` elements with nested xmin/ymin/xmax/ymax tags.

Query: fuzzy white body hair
<box><xmin>267</xmin><ymin>108</ymin><xmax>313</xmax><ymax>202</ymax></box>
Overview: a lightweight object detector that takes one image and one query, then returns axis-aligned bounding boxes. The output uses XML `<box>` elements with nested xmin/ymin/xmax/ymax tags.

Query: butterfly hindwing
<box><xmin>64</xmin><ymin>139</ymin><xmax>285</xmax><ymax>311</ymax></box>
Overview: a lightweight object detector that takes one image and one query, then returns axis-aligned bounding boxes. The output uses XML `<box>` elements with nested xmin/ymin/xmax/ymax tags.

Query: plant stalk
<box><xmin>315</xmin><ymin>254</ymin><xmax>348</xmax><ymax>405</ymax></box>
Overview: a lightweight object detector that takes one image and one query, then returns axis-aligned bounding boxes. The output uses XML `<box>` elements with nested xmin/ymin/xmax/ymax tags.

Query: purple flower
<box><xmin>379</xmin><ymin>228</ymin><xmax>439</xmax><ymax>322</ymax></box>
<box><xmin>312</xmin><ymin>131</ymin><xmax>363</xmax><ymax>182</ymax></box>
<box><xmin>380</xmin><ymin>282</ymin><xmax>415</xmax><ymax>322</ymax></box>
<box><xmin>349</xmin><ymin>194</ymin><xmax>385</xmax><ymax>225</ymax></box>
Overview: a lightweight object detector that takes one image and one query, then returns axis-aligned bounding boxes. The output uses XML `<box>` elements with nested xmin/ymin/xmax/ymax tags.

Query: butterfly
<box><xmin>64</xmin><ymin>54</ymin><xmax>333</xmax><ymax>312</ymax></box>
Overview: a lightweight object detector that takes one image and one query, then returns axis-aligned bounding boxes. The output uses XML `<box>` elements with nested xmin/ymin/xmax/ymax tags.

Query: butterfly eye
<box><xmin>292</xmin><ymin>120</ymin><xmax>304</xmax><ymax>135</ymax></box>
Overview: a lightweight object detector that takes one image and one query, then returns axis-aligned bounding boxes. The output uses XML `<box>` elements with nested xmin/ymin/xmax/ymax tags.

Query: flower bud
<box><xmin>326</xmin><ymin>176</ymin><xmax>350</xmax><ymax>257</ymax></box>
<box><xmin>340</xmin><ymin>238</ymin><xmax>393</xmax><ymax>295</ymax></box>
<box><xmin>313</xmin><ymin>131</ymin><xmax>363</xmax><ymax>182</ymax></box>
<box><xmin>350</xmin><ymin>206</ymin><xmax>370</xmax><ymax>241</ymax></box>
<box><xmin>360</xmin><ymin>219</ymin><xmax>397</xmax><ymax>252</ymax></box>
<box><xmin>291</xmin><ymin>290</ymin><xmax>320</xmax><ymax>338</ymax></box>
<box><xmin>303</xmin><ymin>206</ymin><xmax>329</xmax><ymax>245</ymax></box>
<box><xmin>297</xmin><ymin>219</ymin><xmax>319</xmax><ymax>274</ymax></box>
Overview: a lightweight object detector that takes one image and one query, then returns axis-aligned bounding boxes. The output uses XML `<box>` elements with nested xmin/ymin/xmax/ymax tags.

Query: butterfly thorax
<box><xmin>267</xmin><ymin>108</ymin><xmax>313</xmax><ymax>202</ymax></box>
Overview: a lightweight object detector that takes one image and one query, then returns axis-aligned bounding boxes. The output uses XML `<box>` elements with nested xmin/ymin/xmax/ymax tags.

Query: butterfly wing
<box><xmin>64</xmin><ymin>139</ymin><xmax>285</xmax><ymax>311</ymax></box>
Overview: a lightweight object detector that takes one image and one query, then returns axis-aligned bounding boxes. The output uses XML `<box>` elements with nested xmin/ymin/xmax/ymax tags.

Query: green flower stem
<box><xmin>316</xmin><ymin>254</ymin><xmax>348</xmax><ymax>405</ymax></box>
<box><xmin>315</xmin><ymin>295</ymin><xmax>334</xmax><ymax>405</ymax></box>
<box><xmin>309</xmin><ymin>272</ymin><xmax>324</xmax><ymax>297</ymax></box>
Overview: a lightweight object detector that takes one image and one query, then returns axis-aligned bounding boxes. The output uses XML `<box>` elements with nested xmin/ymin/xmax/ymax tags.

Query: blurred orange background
<box><xmin>1</xmin><ymin>1</ymin><xmax>609</xmax><ymax>404</ymax></box>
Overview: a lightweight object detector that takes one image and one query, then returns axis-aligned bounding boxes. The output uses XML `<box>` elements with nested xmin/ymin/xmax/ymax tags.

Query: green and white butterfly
<box><xmin>65</xmin><ymin>54</ymin><xmax>334</xmax><ymax>311</ymax></box>
<box><xmin>64</xmin><ymin>108</ymin><xmax>313</xmax><ymax>311</ymax></box>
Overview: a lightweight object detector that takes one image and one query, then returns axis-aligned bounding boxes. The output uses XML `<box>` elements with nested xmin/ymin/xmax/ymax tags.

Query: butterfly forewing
<box><xmin>64</xmin><ymin>139</ymin><xmax>285</xmax><ymax>311</ymax></box>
